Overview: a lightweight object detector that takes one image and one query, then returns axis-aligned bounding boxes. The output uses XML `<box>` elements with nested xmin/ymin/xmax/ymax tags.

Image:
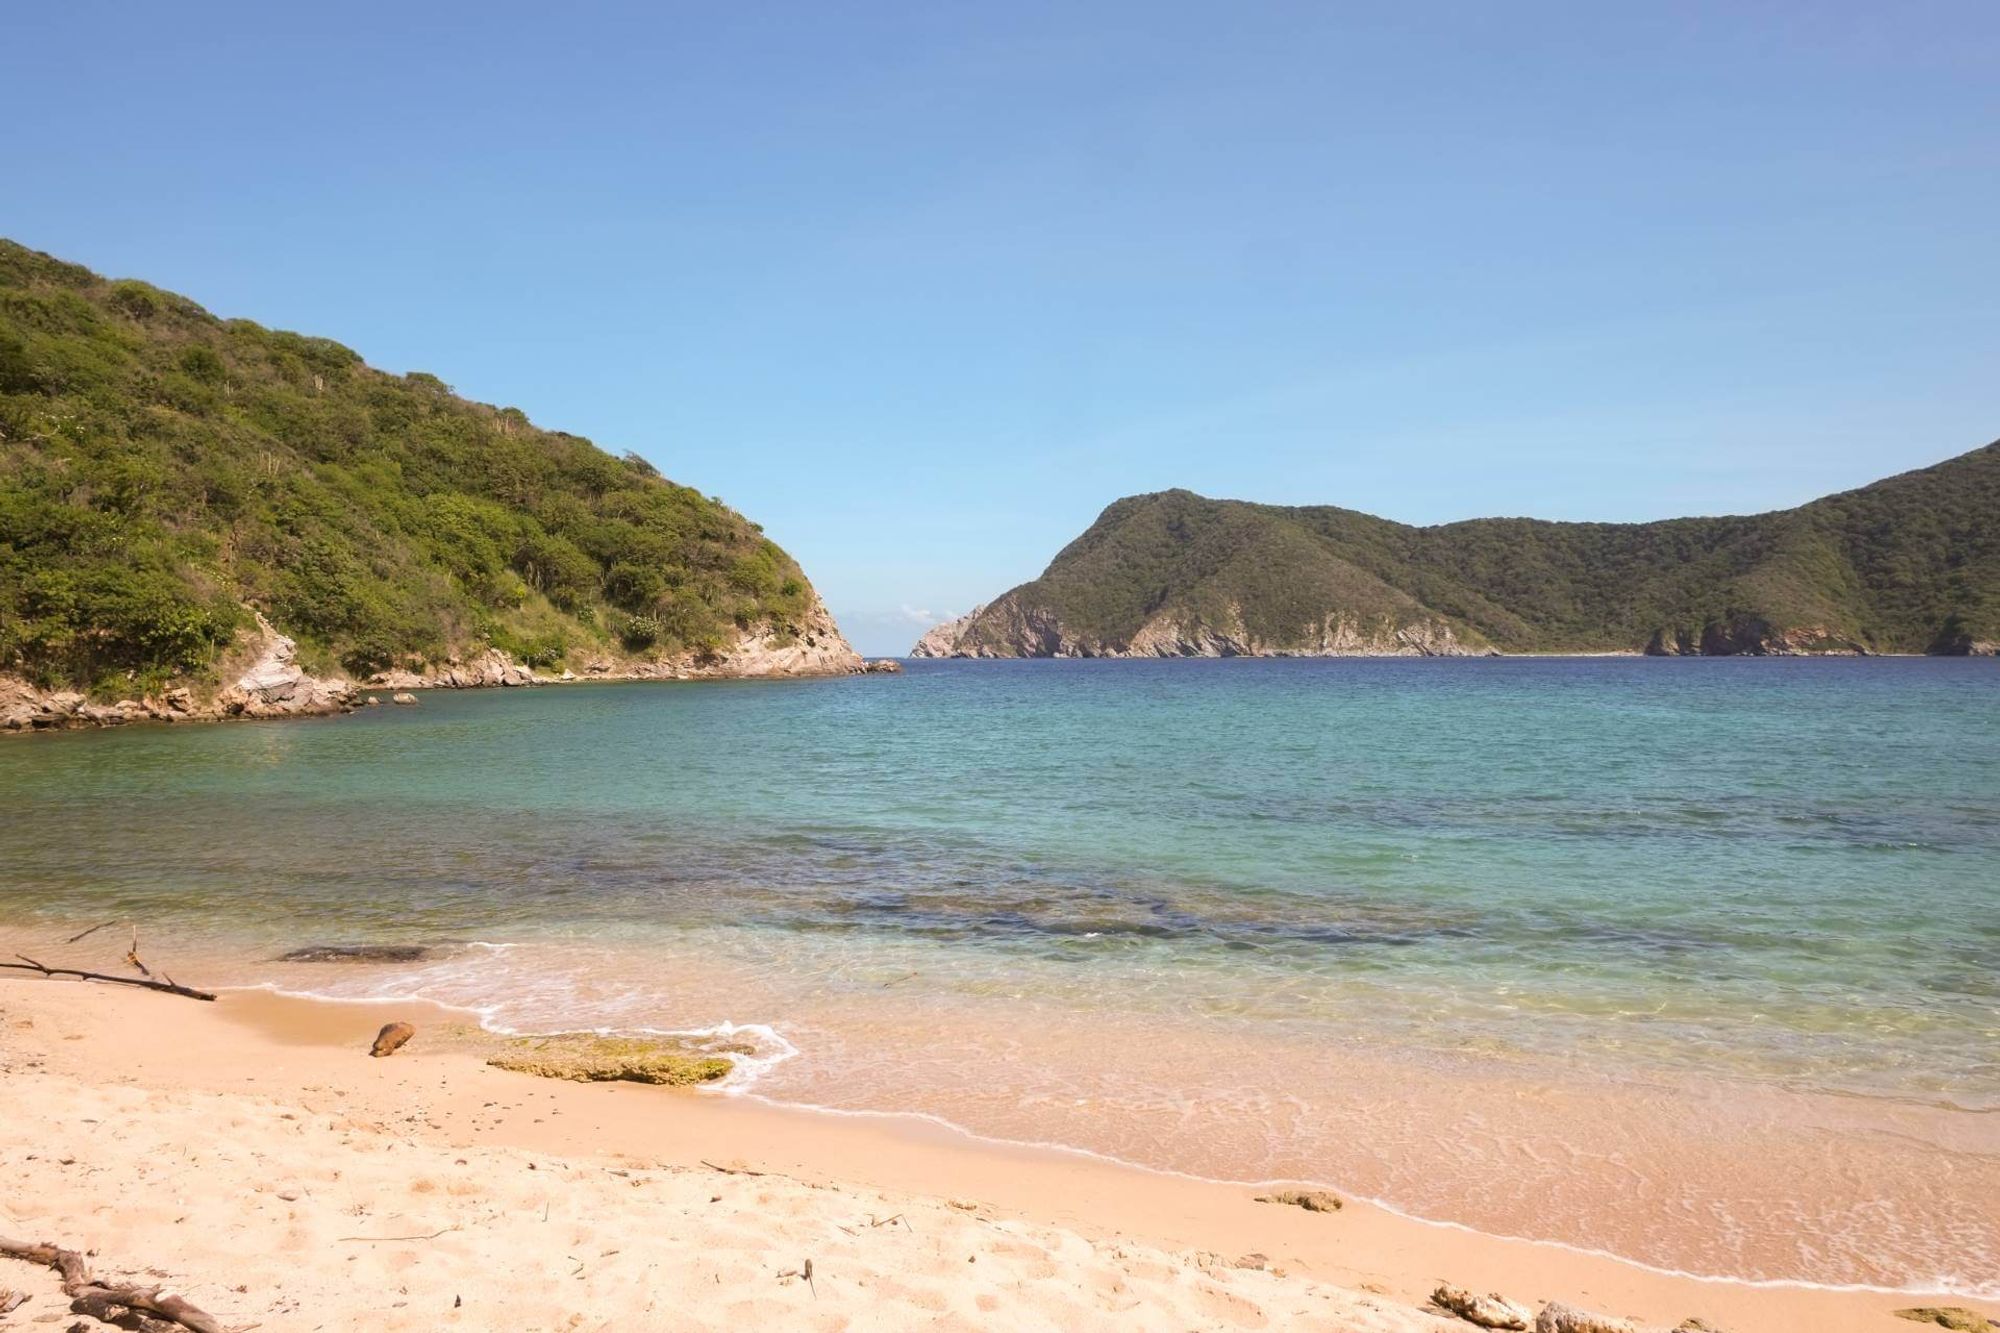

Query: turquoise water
<box><xmin>2</xmin><ymin>658</ymin><xmax>1996</xmax><ymax>1290</ymax></box>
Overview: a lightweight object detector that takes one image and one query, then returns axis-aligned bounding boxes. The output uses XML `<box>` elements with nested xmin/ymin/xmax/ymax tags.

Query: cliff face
<box><xmin>915</xmin><ymin>443</ymin><xmax>2000</xmax><ymax>659</ymax></box>
<box><xmin>913</xmin><ymin>594</ymin><xmax>1482</xmax><ymax>658</ymax></box>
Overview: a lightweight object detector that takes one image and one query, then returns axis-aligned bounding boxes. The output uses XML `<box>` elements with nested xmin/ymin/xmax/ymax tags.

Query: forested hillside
<box><xmin>0</xmin><ymin>240</ymin><xmax>847</xmax><ymax>695</ymax></box>
<box><xmin>917</xmin><ymin>444</ymin><xmax>2000</xmax><ymax>658</ymax></box>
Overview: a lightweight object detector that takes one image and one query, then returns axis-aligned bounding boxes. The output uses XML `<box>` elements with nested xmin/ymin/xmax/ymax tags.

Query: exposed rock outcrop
<box><xmin>1646</xmin><ymin>620</ymin><xmax>1870</xmax><ymax>656</ymax></box>
<box><xmin>218</xmin><ymin>614</ymin><xmax>358</xmax><ymax>717</ymax></box>
<box><xmin>2</xmin><ymin>613</ymin><xmax>352</xmax><ymax>733</ymax></box>
<box><xmin>911</xmin><ymin>596</ymin><xmax>1486</xmax><ymax>659</ymax></box>
<box><xmin>911</xmin><ymin>605</ymin><xmax>987</xmax><ymax>657</ymax></box>
<box><xmin>373</xmin><ymin>595</ymin><xmax>864</xmax><ymax>691</ymax></box>
<box><xmin>1431</xmin><ymin>1285</ymin><xmax>1533</xmax><ymax>1330</ymax></box>
<box><xmin>863</xmin><ymin>659</ymin><xmax>904</xmax><ymax>674</ymax></box>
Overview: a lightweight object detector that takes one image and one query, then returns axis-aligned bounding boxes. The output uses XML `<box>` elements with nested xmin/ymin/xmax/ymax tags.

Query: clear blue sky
<box><xmin>7</xmin><ymin>3</ymin><xmax>1996</xmax><ymax>654</ymax></box>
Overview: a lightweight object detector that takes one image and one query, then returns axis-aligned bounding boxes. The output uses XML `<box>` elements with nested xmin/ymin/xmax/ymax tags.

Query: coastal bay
<box><xmin>2</xmin><ymin>658</ymin><xmax>1994</xmax><ymax>1320</ymax></box>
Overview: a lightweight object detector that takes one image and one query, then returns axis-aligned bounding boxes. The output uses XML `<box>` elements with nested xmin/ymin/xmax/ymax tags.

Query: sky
<box><xmin>6</xmin><ymin>3</ymin><xmax>1997</xmax><ymax>654</ymax></box>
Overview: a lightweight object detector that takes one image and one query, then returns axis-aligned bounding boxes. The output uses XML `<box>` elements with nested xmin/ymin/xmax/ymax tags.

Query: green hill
<box><xmin>0</xmin><ymin>239</ymin><xmax>855</xmax><ymax>697</ymax></box>
<box><xmin>915</xmin><ymin>445</ymin><xmax>2000</xmax><ymax>658</ymax></box>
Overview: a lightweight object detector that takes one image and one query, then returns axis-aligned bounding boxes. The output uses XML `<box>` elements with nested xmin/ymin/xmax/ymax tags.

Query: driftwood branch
<box><xmin>0</xmin><ymin>1236</ymin><xmax>224</xmax><ymax>1333</ymax></box>
<box><xmin>2</xmin><ymin>955</ymin><xmax>216</xmax><ymax>1002</ymax></box>
<box><xmin>700</xmin><ymin>1159</ymin><xmax>767</xmax><ymax>1177</ymax></box>
<box><xmin>125</xmin><ymin>926</ymin><xmax>153</xmax><ymax>978</ymax></box>
<box><xmin>63</xmin><ymin>920</ymin><xmax>120</xmax><ymax>946</ymax></box>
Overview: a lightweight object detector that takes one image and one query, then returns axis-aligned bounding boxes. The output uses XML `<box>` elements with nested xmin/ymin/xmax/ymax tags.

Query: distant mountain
<box><xmin>914</xmin><ymin>445</ymin><xmax>2000</xmax><ymax>658</ymax></box>
<box><xmin>0</xmin><ymin>239</ymin><xmax>860</xmax><ymax>705</ymax></box>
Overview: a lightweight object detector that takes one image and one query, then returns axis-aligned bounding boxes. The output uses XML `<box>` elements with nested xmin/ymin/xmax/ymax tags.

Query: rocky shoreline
<box><xmin>3</xmin><ymin>597</ymin><xmax>885</xmax><ymax>736</ymax></box>
<box><xmin>914</xmin><ymin>600</ymin><xmax>1999</xmax><ymax>660</ymax></box>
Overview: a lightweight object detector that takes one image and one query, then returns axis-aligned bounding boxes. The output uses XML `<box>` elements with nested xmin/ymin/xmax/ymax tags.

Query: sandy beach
<box><xmin>3</xmin><ymin>977</ymin><xmax>1984</xmax><ymax>1332</ymax></box>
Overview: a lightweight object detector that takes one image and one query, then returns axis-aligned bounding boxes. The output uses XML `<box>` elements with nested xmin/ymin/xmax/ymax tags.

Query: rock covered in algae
<box><xmin>1252</xmin><ymin>1188</ymin><xmax>1343</xmax><ymax>1213</ymax></box>
<box><xmin>486</xmin><ymin>1034</ymin><xmax>734</xmax><ymax>1087</ymax></box>
<box><xmin>1893</xmin><ymin>1311</ymin><xmax>2000</xmax><ymax>1333</ymax></box>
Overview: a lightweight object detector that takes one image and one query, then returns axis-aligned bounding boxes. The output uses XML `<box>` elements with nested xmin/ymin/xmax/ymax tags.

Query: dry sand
<box><xmin>1</xmin><ymin>978</ymin><xmax>1988</xmax><ymax>1332</ymax></box>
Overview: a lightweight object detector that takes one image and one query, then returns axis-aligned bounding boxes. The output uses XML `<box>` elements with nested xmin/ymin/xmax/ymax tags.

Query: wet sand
<box><xmin>4</xmin><ymin>978</ymin><xmax>1982</xmax><ymax>1332</ymax></box>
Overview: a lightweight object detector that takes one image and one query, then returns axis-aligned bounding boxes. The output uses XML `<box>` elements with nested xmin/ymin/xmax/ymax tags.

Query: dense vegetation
<box><xmin>946</xmin><ymin>443</ymin><xmax>2000</xmax><ymax>655</ymax></box>
<box><xmin>0</xmin><ymin>240</ymin><xmax>821</xmax><ymax>693</ymax></box>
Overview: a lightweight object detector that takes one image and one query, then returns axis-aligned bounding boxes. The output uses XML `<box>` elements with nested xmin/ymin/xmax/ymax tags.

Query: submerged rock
<box><xmin>279</xmin><ymin>945</ymin><xmax>433</xmax><ymax>964</ymax></box>
<box><xmin>1432</xmin><ymin>1285</ymin><xmax>1532</xmax><ymax>1329</ymax></box>
<box><xmin>1252</xmin><ymin>1188</ymin><xmax>1343</xmax><ymax>1213</ymax></box>
<box><xmin>486</xmin><ymin>1034</ymin><xmax>734</xmax><ymax>1087</ymax></box>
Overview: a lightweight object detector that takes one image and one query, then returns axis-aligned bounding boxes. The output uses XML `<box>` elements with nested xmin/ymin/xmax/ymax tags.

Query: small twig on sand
<box><xmin>867</xmin><ymin>1213</ymin><xmax>912</xmax><ymax>1232</ymax></box>
<box><xmin>335</xmin><ymin>1227</ymin><xmax>457</xmax><ymax>1243</ymax></box>
<box><xmin>776</xmin><ymin>1258</ymin><xmax>818</xmax><ymax>1297</ymax></box>
<box><xmin>63</xmin><ymin>920</ymin><xmax>120</xmax><ymax>946</ymax></box>
<box><xmin>700</xmin><ymin>1159</ymin><xmax>767</xmax><ymax>1177</ymax></box>
<box><xmin>2</xmin><ymin>955</ymin><xmax>216</xmax><ymax>1002</ymax></box>
<box><xmin>0</xmin><ymin>1236</ymin><xmax>224</xmax><ymax>1333</ymax></box>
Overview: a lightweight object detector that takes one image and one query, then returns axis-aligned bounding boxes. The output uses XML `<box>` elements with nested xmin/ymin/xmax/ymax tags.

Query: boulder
<box><xmin>391</xmin><ymin>692</ymin><xmax>419</xmax><ymax>706</ymax></box>
<box><xmin>369</xmin><ymin>1021</ymin><xmax>416</xmax><ymax>1057</ymax></box>
<box><xmin>1535</xmin><ymin>1303</ymin><xmax>1636</xmax><ymax>1333</ymax></box>
<box><xmin>863</xmin><ymin>659</ymin><xmax>904</xmax><ymax>674</ymax></box>
<box><xmin>1432</xmin><ymin>1286</ymin><xmax>1532</xmax><ymax>1329</ymax></box>
<box><xmin>221</xmin><ymin>613</ymin><xmax>355</xmax><ymax>718</ymax></box>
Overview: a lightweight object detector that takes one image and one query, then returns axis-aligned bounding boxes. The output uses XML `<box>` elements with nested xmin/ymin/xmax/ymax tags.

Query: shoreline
<box><xmin>8</xmin><ymin>649</ymin><xmax>1984</xmax><ymax>736</ymax></box>
<box><xmin>230</xmin><ymin>976</ymin><xmax>2000</xmax><ymax>1304</ymax></box>
<box><xmin>3</xmin><ymin>977</ymin><xmax>1986</xmax><ymax>1332</ymax></box>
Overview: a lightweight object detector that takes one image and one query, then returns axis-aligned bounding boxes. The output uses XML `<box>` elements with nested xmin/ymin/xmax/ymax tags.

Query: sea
<box><xmin>2</xmin><ymin>657</ymin><xmax>1994</xmax><ymax>1296</ymax></box>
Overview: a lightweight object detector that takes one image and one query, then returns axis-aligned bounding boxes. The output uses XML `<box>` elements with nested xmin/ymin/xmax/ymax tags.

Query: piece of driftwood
<box><xmin>700</xmin><ymin>1159</ymin><xmax>767</xmax><ymax>1177</ymax></box>
<box><xmin>125</xmin><ymin>926</ymin><xmax>153</xmax><ymax>978</ymax></box>
<box><xmin>1</xmin><ymin>955</ymin><xmax>216</xmax><ymax>1002</ymax></box>
<box><xmin>63</xmin><ymin>920</ymin><xmax>120</xmax><ymax>946</ymax></box>
<box><xmin>0</xmin><ymin>1237</ymin><xmax>223</xmax><ymax>1333</ymax></box>
<box><xmin>369</xmin><ymin>1021</ymin><xmax>415</xmax><ymax>1057</ymax></box>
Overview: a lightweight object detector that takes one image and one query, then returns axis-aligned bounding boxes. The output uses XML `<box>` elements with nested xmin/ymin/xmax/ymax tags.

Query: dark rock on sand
<box><xmin>369</xmin><ymin>1021</ymin><xmax>416</xmax><ymax>1057</ymax></box>
<box><xmin>279</xmin><ymin>945</ymin><xmax>433</xmax><ymax>964</ymax></box>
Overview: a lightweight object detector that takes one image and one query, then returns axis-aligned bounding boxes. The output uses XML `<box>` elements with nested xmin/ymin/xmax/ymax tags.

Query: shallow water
<box><xmin>2</xmin><ymin>658</ymin><xmax>1995</xmax><ymax>1293</ymax></box>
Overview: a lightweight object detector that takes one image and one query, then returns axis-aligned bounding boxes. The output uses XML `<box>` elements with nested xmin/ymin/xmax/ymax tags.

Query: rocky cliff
<box><xmin>915</xmin><ymin>442</ymin><xmax>2000</xmax><ymax>659</ymax></box>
